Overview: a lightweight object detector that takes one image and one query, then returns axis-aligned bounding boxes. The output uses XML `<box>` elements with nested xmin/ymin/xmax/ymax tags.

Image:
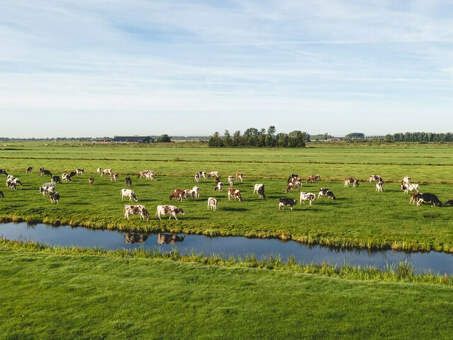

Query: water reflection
<box><xmin>157</xmin><ymin>233</ymin><xmax>185</xmax><ymax>245</ymax></box>
<box><xmin>125</xmin><ymin>232</ymin><xmax>149</xmax><ymax>244</ymax></box>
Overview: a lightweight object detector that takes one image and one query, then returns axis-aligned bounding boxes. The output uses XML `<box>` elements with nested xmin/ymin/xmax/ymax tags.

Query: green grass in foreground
<box><xmin>1</xmin><ymin>241</ymin><xmax>452</xmax><ymax>339</ymax></box>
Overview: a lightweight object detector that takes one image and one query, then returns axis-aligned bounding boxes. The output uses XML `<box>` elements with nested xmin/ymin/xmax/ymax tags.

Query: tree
<box><xmin>156</xmin><ymin>134</ymin><xmax>171</xmax><ymax>143</ymax></box>
<box><xmin>345</xmin><ymin>132</ymin><xmax>365</xmax><ymax>139</ymax></box>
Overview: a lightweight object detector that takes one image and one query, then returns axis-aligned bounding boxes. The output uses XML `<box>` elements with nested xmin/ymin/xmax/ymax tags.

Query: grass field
<box><xmin>1</xmin><ymin>241</ymin><xmax>452</xmax><ymax>339</ymax></box>
<box><xmin>0</xmin><ymin>142</ymin><xmax>452</xmax><ymax>252</ymax></box>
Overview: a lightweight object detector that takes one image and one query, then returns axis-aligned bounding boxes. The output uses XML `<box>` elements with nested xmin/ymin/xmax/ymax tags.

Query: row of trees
<box><xmin>344</xmin><ymin>132</ymin><xmax>453</xmax><ymax>143</ymax></box>
<box><xmin>208</xmin><ymin>127</ymin><xmax>310</xmax><ymax>147</ymax></box>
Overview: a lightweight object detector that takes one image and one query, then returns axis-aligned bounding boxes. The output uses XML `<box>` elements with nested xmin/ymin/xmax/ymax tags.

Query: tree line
<box><xmin>345</xmin><ymin>132</ymin><xmax>453</xmax><ymax>143</ymax></box>
<box><xmin>208</xmin><ymin>126</ymin><xmax>310</xmax><ymax>147</ymax></box>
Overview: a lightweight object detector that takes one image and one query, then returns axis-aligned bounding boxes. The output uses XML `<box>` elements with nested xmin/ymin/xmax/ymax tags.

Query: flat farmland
<box><xmin>0</xmin><ymin>142</ymin><xmax>452</xmax><ymax>251</ymax></box>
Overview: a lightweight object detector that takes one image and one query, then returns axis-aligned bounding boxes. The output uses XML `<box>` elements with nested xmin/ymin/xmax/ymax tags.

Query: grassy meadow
<box><xmin>0</xmin><ymin>142</ymin><xmax>452</xmax><ymax>252</ymax></box>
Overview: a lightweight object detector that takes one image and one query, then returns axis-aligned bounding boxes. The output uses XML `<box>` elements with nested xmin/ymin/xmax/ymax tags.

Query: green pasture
<box><xmin>0</xmin><ymin>142</ymin><xmax>452</xmax><ymax>251</ymax></box>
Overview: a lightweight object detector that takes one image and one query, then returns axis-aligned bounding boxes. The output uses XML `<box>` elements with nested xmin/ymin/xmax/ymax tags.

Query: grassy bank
<box><xmin>1</xmin><ymin>240</ymin><xmax>452</xmax><ymax>338</ymax></box>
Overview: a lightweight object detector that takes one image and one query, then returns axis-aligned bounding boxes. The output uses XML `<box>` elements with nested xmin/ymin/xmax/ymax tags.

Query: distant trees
<box><xmin>378</xmin><ymin>132</ymin><xmax>453</xmax><ymax>143</ymax></box>
<box><xmin>208</xmin><ymin>127</ymin><xmax>310</xmax><ymax>148</ymax></box>
<box><xmin>345</xmin><ymin>132</ymin><xmax>365</xmax><ymax>140</ymax></box>
<box><xmin>156</xmin><ymin>134</ymin><xmax>172</xmax><ymax>143</ymax></box>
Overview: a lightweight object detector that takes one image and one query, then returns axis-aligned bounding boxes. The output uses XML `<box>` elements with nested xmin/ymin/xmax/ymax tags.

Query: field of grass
<box><xmin>1</xmin><ymin>240</ymin><xmax>452</xmax><ymax>339</ymax></box>
<box><xmin>0</xmin><ymin>142</ymin><xmax>452</xmax><ymax>252</ymax></box>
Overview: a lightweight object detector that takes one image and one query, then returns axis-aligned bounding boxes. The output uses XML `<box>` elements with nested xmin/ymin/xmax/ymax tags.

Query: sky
<box><xmin>1</xmin><ymin>0</ymin><xmax>453</xmax><ymax>137</ymax></box>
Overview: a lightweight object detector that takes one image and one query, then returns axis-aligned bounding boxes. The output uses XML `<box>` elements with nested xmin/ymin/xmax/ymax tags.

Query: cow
<box><xmin>287</xmin><ymin>174</ymin><xmax>299</xmax><ymax>183</ymax></box>
<box><xmin>195</xmin><ymin>171</ymin><xmax>206</xmax><ymax>182</ymax></box>
<box><xmin>0</xmin><ymin>169</ymin><xmax>8</xmax><ymax>176</ymax></box>
<box><xmin>156</xmin><ymin>205</ymin><xmax>185</xmax><ymax>220</ymax></box>
<box><xmin>279</xmin><ymin>197</ymin><xmax>297</xmax><ymax>210</ymax></box>
<box><xmin>137</xmin><ymin>170</ymin><xmax>155</xmax><ymax>180</ymax></box>
<box><xmin>227</xmin><ymin>188</ymin><xmax>243</xmax><ymax>202</ymax></box>
<box><xmin>89</xmin><ymin>177</ymin><xmax>94</xmax><ymax>185</ymax></box>
<box><xmin>199</xmin><ymin>171</ymin><xmax>207</xmax><ymax>179</ymax></box>
<box><xmin>300</xmin><ymin>192</ymin><xmax>316</xmax><ymax>205</ymax></box>
<box><xmin>254</xmin><ymin>184</ymin><xmax>265</xmax><ymax>199</ymax></box>
<box><xmin>110</xmin><ymin>173</ymin><xmax>119</xmax><ymax>182</ymax></box>
<box><xmin>121</xmin><ymin>189</ymin><xmax>138</xmax><ymax>202</ymax></box>
<box><xmin>194</xmin><ymin>173</ymin><xmax>200</xmax><ymax>182</ymax></box>
<box><xmin>286</xmin><ymin>178</ymin><xmax>302</xmax><ymax>193</ymax></box>
<box><xmin>401</xmin><ymin>183</ymin><xmax>419</xmax><ymax>194</ymax></box>
<box><xmin>208</xmin><ymin>171</ymin><xmax>219</xmax><ymax>179</ymax></box>
<box><xmin>6</xmin><ymin>181</ymin><xmax>16</xmax><ymax>191</ymax></box>
<box><xmin>214</xmin><ymin>176</ymin><xmax>221</xmax><ymax>185</ymax></box>
<box><xmin>75</xmin><ymin>169</ymin><xmax>84</xmax><ymax>175</ymax></box>
<box><xmin>192</xmin><ymin>186</ymin><xmax>200</xmax><ymax>199</ymax></box>
<box><xmin>235</xmin><ymin>173</ymin><xmax>243</xmax><ymax>182</ymax></box>
<box><xmin>124</xmin><ymin>205</ymin><xmax>150</xmax><ymax>220</ymax></box>
<box><xmin>376</xmin><ymin>181</ymin><xmax>383</xmax><ymax>192</ymax></box>
<box><xmin>369</xmin><ymin>175</ymin><xmax>383</xmax><ymax>183</ymax></box>
<box><xmin>0</xmin><ymin>191</ymin><xmax>3</xmax><ymax>200</ymax></box>
<box><xmin>402</xmin><ymin>176</ymin><xmax>411</xmax><ymax>185</ymax></box>
<box><xmin>207</xmin><ymin>197</ymin><xmax>218</xmax><ymax>211</ymax></box>
<box><xmin>344</xmin><ymin>178</ymin><xmax>359</xmax><ymax>187</ymax></box>
<box><xmin>68</xmin><ymin>171</ymin><xmax>77</xmax><ymax>178</ymax></box>
<box><xmin>417</xmin><ymin>193</ymin><xmax>442</xmax><ymax>207</ymax></box>
<box><xmin>184</xmin><ymin>189</ymin><xmax>196</xmax><ymax>200</ymax></box>
<box><xmin>214</xmin><ymin>182</ymin><xmax>224</xmax><ymax>192</ymax></box>
<box><xmin>306</xmin><ymin>175</ymin><xmax>321</xmax><ymax>183</ymax></box>
<box><xmin>26</xmin><ymin>167</ymin><xmax>33</xmax><ymax>173</ymax></box>
<box><xmin>51</xmin><ymin>175</ymin><xmax>62</xmax><ymax>184</ymax></box>
<box><xmin>40</xmin><ymin>182</ymin><xmax>56</xmax><ymax>196</ymax></box>
<box><xmin>102</xmin><ymin>168</ymin><xmax>112</xmax><ymax>176</ymax></box>
<box><xmin>228</xmin><ymin>176</ymin><xmax>234</xmax><ymax>187</ymax></box>
<box><xmin>125</xmin><ymin>177</ymin><xmax>132</xmax><ymax>186</ymax></box>
<box><xmin>49</xmin><ymin>192</ymin><xmax>60</xmax><ymax>204</ymax></box>
<box><xmin>318</xmin><ymin>188</ymin><xmax>336</xmax><ymax>200</ymax></box>
<box><xmin>6</xmin><ymin>176</ymin><xmax>22</xmax><ymax>190</ymax></box>
<box><xmin>410</xmin><ymin>193</ymin><xmax>421</xmax><ymax>205</ymax></box>
<box><xmin>40</xmin><ymin>168</ymin><xmax>52</xmax><ymax>176</ymax></box>
<box><xmin>444</xmin><ymin>200</ymin><xmax>453</xmax><ymax>206</ymax></box>
<box><xmin>169</xmin><ymin>189</ymin><xmax>185</xmax><ymax>201</ymax></box>
<box><xmin>61</xmin><ymin>173</ymin><xmax>72</xmax><ymax>182</ymax></box>
<box><xmin>97</xmin><ymin>167</ymin><xmax>102</xmax><ymax>175</ymax></box>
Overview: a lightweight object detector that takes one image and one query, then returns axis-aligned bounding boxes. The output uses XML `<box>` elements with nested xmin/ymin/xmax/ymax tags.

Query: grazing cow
<box><xmin>344</xmin><ymin>178</ymin><xmax>359</xmax><ymax>187</ymax></box>
<box><xmin>49</xmin><ymin>192</ymin><xmax>60</xmax><ymax>204</ymax></box>
<box><xmin>157</xmin><ymin>233</ymin><xmax>184</xmax><ymax>244</ymax></box>
<box><xmin>410</xmin><ymin>193</ymin><xmax>421</xmax><ymax>205</ymax></box>
<box><xmin>300</xmin><ymin>192</ymin><xmax>316</xmax><ymax>205</ymax></box>
<box><xmin>235</xmin><ymin>173</ymin><xmax>243</xmax><ymax>182</ymax></box>
<box><xmin>97</xmin><ymin>167</ymin><xmax>102</xmax><ymax>174</ymax></box>
<box><xmin>125</xmin><ymin>177</ymin><xmax>132</xmax><ymax>186</ymax></box>
<box><xmin>51</xmin><ymin>175</ymin><xmax>62</xmax><ymax>184</ymax></box>
<box><xmin>169</xmin><ymin>189</ymin><xmax>185</xmax><ymax>201</ymax></box>
<box><xmin>0</xmin><ymin>191</ymin><xmax>3</xmax><ymax>200</ymax></box>
<box><xmin>286</xmin><ymin>178</ymin><xmax>302</xmax><ymax>193</ymax></box>
<box><xmin>40</xmin><ymin>182</ymin><xmax>56</xmax><ymax>196</ymax></box>
<box><xmin>376</xmin><ymin>181</ymin><xmax>383</xmax><ymax>192</ymax></box>
<box><xmin>214</xmin><ymin>182</ymin><xmax>224</xmax><ymax>192</ymax></box>
<box><xmin>208</xmin><ymin>171</ymin><xmax>219</xmax><ymax>179</ymax></box>
<box><xmin>156</xmin><ymin>205</ymin><xmax>185</xmax><ymax>220</ymax></box>
<box><xmin>102</xmin><ymin>168</ymin><xmax>112</xmax><ymax>176</ymax></box>
<box><xmin>254</xmin><ymin>184</ymin><xmax>265</xmax><ymax>199</ymax></box>
<box><xmin>26</xmin><ymin>167</ymin><xmax>33</xmax><ymax>173</ymax></box>
<box><xmin>444</xmin><ymin>200</ymin><xmax>453</xmax><ymax>206</ymax></box>
<box><xmin>402</xmin><ymin>176</ymin><xmax>411</xmax><ymax>185</ymax></box>
<box><xmin>227</xmin><ymin>188</ymin><xmax>243</xmax><ymax>202</ymax></box>
<box><xmin>6</xmin><ymin>181</ymin><xmax>16</xmax><ymax>191</ymax></box>
<box><xmin>207</xmin><ymin>197</ymin><xmax>218</xmax><ymax>211</ymax></box>
<box><xmin>121</xmin><ymin>189</ymin><xmax>138</xmax><ymax>202</ymax></box>
<box><xmin>369</xmin><ymin>175</ymin><xmax>383</xmax><ymax>183</ymax></box>
<box><xmin>110</xmin><ymin>173</ymin><xmax>118</xmax><ymax>182</ymax></box>
<box><xmin>306</xmin><ymin>175</ymin><xmax>321</xmax><ymax>183</ymax></box>
<box><xmin>68</xmin><ymin>171</ymin><xmax>77</xmax><ymax>178</ymax></box>
<box><xmin>40</xmin><ymin>168</ymin><xmax>52</xmax><ymax>176</ymax></box>
<box><xmin>137</xmin><ymin>170</ymin><xmax>155</xmax><ymax>180</ymax></box>
<box><xmin>6</xmin><ymin>176</ymin><xmax>22</xmax><ymax>190</ymax></box>
<box><xmin>192</xmin><ymin>186</ymin><xmax>200</xmax><ymax>199</ymax></box>
<box><xmin>194</xmin><ymin>173</ymin><xmax>200</xmax><ymax>182</ymax></box>
<box><xmin>401</xmin><ymin>183</ymin><xmax>419</xmax><ymax>194</ymax></box>
<box><xmin>89</xmin><ymin>177</ymin><xmax>94</xmax><ymax>185</ymax></box>
<box><xmin>61</xmin><ymin>173</ymin><xmax>72</xmax><ymax>182</ymax></box>
<box><xmin>184</xmin><ymin>189</ymin><xmax>196</xmax><ymax>200</ymax></box>
<box><xmin>287</xmin><ymin>174</ymin><xmax>299</xmax><ymax>183</ymax></box>
<box><xmin>200</xmin><ymin>171</ymin><xmax>207</xmax><ymax>179</ymax></box>
<box><xmin>318</xmin><ymin>188</ymin><xmax>336</xmax><ymax>200</ymax></box>
<box><xmin>417</xmin><ymin>193</ymin><xmax>441</xmax><ymax>207</ymax></box>
<box><xmin>228</xmin><ymin>176</ymin><xmax>234</xmax><ymax>187</ymax></box>
<box><xmin>75</xmin><ymin>169</ymin><xmax>84</xmax><ymax>175</ymax></box>
<box><xmin>195</xmin><ymin>171</ymin><xmax>206</xmax><ymax>182</ymax></box>
<box><xmin>279</xmin><ymin>197</ymin><xmax>297</xmax><ymax>210</ymax></box>
<box><xmin>124</xmin><ymin>205</ymin><xmax>150</xmax><ymax>220</ymax></box>
<box><xmin>0</xmin><ymin>169</ymin><xmax>8</xmax><ymax>176</ymax></box>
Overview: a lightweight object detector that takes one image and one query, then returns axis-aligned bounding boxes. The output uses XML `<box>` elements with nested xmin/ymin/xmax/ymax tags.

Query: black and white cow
<box><xmin>254</xmin><ymin>184</ymin><xmax>265</xmax><ymax>199</ymax></box>
<box><xmin>76</xmin><ymin>169</ymin><xmax>84</xmax><ymax>175</ymax></box>
<box><xmin>51</xmin><ymin>175</ymin><xmax>62</xmax><ymax>184</ymax></box>
<box><xmin>318</xmin><ymin>188</ymin><xmax>336</xmax><ymax>200</ymax></box>
<box><xmin>26</xmin><ymin>167</ymin><xmax>33</xmax><ymax>173</ymax></box>
<box><xmin>279</xmin><ymin>197</ymin><xmax>297</xmax><ymax>210</ymax></box>
<box><xmin>344</xmin><ymin>178</ymin><xmax>359</xmax><ymax>187</ymax></box>
<box><xmin>40</xmin><ymin>168</ymin><xmax>52</xmax><ymax>176</ymax></box>
<box><xmin>300</xmin><ymin>192</ymin><xmax>316</xmax><ymax>205</ymax></box>
<box><xmin>417</xmin><ymin>193</ymin><xmax>441</xmax><ymax>207</ymax></box>
<box><xmin>49</xmin><ymin>192</ymin><xmax>60</xmax><ymax>204</ymax></box>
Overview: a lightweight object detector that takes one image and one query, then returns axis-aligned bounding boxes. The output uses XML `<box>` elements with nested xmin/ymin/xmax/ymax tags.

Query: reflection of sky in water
<box><xmin>1</xmin><ymin>223</ymin><xmax>452</xmax><ymax>275</ymax></box>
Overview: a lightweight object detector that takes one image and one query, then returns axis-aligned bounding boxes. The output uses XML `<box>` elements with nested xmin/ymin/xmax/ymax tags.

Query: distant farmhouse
<box><xmin>112</xmin><ymin>136</ymin><xmax>154</xmax><ymax>143</ymax></box>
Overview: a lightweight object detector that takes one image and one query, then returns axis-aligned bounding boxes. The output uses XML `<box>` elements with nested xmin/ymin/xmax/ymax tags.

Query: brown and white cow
<box><xmin>306</xmin><ymin>175</ymin><xmax>320</xmax><ymax>183</ymax></box>
<box><xmin>344</xmin><ymin>178</ymin><xmax>359</xmax><ymax>187</ymax></box>
<box><xmin>102</xmin><ymin>168</ymin><xmax>112</xmax><ymax>176</ymax></box>
<box><xmin>228</xmin><ymin>176</ymin><xmax>234</xmax><ymax>187</ymax></box>
<box><xmin>410</xmin><ymin>192</ymin><xmax>421</xmax><ymax>205</ymax></box>
<box><xmin>124</xmin><ymin>205</ymin><xmax>150</xmax><ymax>220</ymax></box>
<box><xmin>89</xmin><ymin>177</ymin><xmax>94</xmax><ymax>185</ymax></box>
<box><xmin>207</xmin><ymin>171</ymin><xmax>219</xmax><ymax>179</ymax></box>
<box><xmin>207</xmin><ymin>197</ymin><xmax>218</xmax><ymax>211</ymax></box>
<box><xmin>369</xmin><ymin>175</ymin><xmax>383</xmax><ymax>183</ymax></box>
<box><xmin>235</xmin><ymin>173</ymin><xmax>243</xmax><ymax>182</ymax></box>
<box><xmin>169</xmin><ymin>189</ymin><xmax>185</xmax><ymax>201</ymax></box>
<box><xmin>110</xmin><ymin>173</ymin><xmax>118</xmax><ymax>182</ymax></box>
<box><xmin>156</xmin><ymin>205</ymin><xmax>185</xmax><ymax>220</ymax></box>
<box><xmin>286</xmin><ymin>177</ymin><xmax>302</xmax><ymax>193</ymax></box>
<box><xmin>227</xmin><ymin>188</ymin><xmax>243</xmax><ymax>202</ymax></box>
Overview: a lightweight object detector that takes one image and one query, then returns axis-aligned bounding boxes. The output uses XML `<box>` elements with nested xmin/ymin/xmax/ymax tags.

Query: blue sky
<box><xmin>1</xmin><ymin>0</ymin><xmax>453</xmax><ymax>137</ymax></box>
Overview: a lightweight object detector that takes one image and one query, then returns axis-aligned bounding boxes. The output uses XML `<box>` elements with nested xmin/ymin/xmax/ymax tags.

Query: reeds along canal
<box><xmin>1</xmin><ymin>222</ymin><xmax>452</xmax><ymax>275</ymax></box>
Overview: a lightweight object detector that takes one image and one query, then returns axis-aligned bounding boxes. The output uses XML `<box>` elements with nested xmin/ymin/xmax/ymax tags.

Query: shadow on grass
<box><xmin>221</xmin><ymin>207</ymin><xmax>248</xmax><ymax>212</ymax></box>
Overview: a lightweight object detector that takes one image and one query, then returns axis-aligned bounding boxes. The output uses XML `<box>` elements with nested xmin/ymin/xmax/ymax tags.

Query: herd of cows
<box><xmin>0</xmin><ymin>167</ymin><xmax>452</xmax><ymax>221</ymax></box>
